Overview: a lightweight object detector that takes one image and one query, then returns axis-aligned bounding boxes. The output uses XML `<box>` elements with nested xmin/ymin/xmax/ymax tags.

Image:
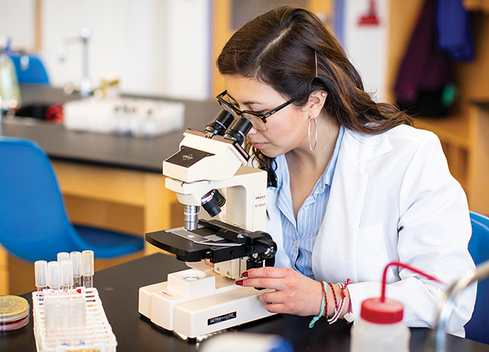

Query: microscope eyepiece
<box><xmin>204</xmin><ymin>110</ymin><xmax>234</xmax><ymax>137</ymax></box>
<box><xmin>224</xmin><ymin>117</ymin><xmax>252</xmax><ymax>145</ymax></box>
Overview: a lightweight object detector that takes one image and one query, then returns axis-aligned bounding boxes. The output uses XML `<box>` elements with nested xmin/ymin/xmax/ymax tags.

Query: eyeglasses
<box><xmin>216</xmin><ymin>90</ymin><xmax>295</xmax><ymax>132</ymax></box>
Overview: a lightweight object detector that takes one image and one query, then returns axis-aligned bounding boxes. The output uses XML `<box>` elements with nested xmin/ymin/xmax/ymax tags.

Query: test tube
<box><xmin>72</xmin><ymin>295</ymin><xmax>86</xmax><ymax>345</ymax></box>
<box><xmin>60</xmin><ymin>260</ymin><xmax>74</xmax><ymax>291</ymax></box>
<box><xmin>34</xmin><ymin>260</ymin><xmax>48</xmax><ymax>292</ymax></box>
<box><xmin>57</xmin><ymin>252</ymin><xmax>70</xmax><ymax>262</ymax></box>
<box><xmin>70</xmin><ymin>251</ymin><xmax>83</xmax><ymax>288</ymax></box>
<box><xmin>58</xmin><ymin>296</ymin><xmax>72</xmax><ymax>346</ymax></box>
<box><xmin>44</xmin><ymin>293</ymin><xmax>58</xmax><ymax>345</ymax></box>
<box><xmin>47</xmin><ymin>261</ymin><xmax>60</xmax><ymax>291</ymax></box>
<box><xmin>82</xmin><ymin>250</ymin><xmax>94</xmax><ymax>288</ymax></box>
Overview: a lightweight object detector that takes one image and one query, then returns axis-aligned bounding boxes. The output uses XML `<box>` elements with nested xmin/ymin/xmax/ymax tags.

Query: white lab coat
<box><xmin>266</xmin><ymin>124</ymin><xmax>476</xmax><ymax>335</ymax></box>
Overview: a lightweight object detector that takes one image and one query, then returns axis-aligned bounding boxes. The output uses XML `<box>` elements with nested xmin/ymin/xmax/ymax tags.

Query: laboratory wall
<box><xmin>0</xmin><ymin>0</ymin><xmax>390</xmax><ymax>102</ymax></box>
<box><xmin>210</xmin><ymin>0</ymin><xmax>388</xmax><ymax>102</ymax></box>
<box><xmin>341</xmin><ymin>0</ymin><xmax>389</xmax><ymax>102</ymax></box>
<box><xmin>0</xmin><ymin>0</ymin><xmax>212</xmax><ymax>100</ymax></box>
<box><xmin>0</xmin><ymin>0</ymin><xmax>35</xmax><ymax>49</ymax></box>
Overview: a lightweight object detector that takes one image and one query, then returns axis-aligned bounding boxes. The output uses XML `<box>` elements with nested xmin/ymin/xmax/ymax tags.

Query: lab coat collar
<box><xmin>345</xmin><ymin>129</ymin><xmax>394</xmax><ymax>165</ymax></box>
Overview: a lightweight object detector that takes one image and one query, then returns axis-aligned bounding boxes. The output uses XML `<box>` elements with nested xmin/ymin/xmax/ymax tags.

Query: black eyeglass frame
<box><xmin>216</xmin><ymin>90</ymin><xmax>296</xmax><ymax>130</ymax></box>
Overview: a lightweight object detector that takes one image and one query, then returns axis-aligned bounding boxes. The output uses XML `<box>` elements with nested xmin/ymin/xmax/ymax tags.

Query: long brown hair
<box><xmin>217</xmin><ymin>6</ymin><xmax>412</xmax><ymax>175</ymax></box>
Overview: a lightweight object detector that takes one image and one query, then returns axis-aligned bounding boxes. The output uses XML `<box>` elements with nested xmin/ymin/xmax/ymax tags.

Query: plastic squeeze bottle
<box><xmin>350</xmin><ymin>261</ymin><xmax>442</xmax><ymax>352</ymax></box>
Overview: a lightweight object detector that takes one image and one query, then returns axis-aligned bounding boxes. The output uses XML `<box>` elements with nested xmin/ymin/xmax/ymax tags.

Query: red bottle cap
<box><xmin>359</xmin><ymin>261</ymin><xmax>442</xmax><ymax>325</ymax></box>
<box><xmin>360</xmin><ymin>297</ymin><xmax>403</xmax><ymax>324</ymax></box>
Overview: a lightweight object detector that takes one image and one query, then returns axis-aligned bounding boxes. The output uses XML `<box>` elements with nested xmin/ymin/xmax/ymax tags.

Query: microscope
<box><xmin>138</xmin><ymin>111</ymin><xmax>277</xmax><ymax>339</ymax></box>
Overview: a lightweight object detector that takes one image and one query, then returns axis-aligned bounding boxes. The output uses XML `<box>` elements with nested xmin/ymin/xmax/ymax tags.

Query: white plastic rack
<box><xmin>32</xmin><ymin>288</ymin><xmax>117</xmax><ymax>352</ymax></box>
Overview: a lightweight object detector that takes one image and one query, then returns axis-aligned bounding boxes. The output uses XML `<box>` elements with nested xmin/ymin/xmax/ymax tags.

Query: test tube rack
<box><xmin>32</xmin><ymin>288</ymin><xmax>117</xmax><ymax>352</ymax></box>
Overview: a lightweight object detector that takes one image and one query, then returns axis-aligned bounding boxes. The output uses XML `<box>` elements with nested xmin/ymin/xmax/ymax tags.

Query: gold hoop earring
<box><xmin>308</xmin><ymin>117</ymin><xmax>318</xmax><ymax>152</ymax></box>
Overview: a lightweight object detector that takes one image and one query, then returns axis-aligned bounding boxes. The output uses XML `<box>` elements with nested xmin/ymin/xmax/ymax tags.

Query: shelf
<box><xmin>413</xmin><ymin>113</ymin><xmax>471</xmax><ymax>150</ymax></box>
<box><xmin>411</xmin><ymin>113</ymin><xmax>470</xmax><ymax>190</ymax></box>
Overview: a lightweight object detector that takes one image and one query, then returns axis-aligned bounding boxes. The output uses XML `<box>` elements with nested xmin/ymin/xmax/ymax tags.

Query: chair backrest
<box><xmin>0</xmin><ymin>137</ymin><xmax>77</xmax><ymax>262</ymax></box>
<box><xmin>9</xmin><ymin>54</ymin><xmax>49</xmax><ymax>85</ymax></box>
<box><xmin>465</xmin><ymin>211</ymin><xmax>489</xmax><ymax>344</ymax></box>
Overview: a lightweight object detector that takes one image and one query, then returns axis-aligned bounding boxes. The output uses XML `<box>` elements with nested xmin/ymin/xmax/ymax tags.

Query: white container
<box><xmin>63</xmin><ymin>97</ymin><xmax>184</xmax><ymax>137</ymax></box>
<box><xmin>350</xmin><ymin>296</ymin><xmax>410</xmax><ymax>352</ymax></box>
<box><xmin>350</xmin><ymin>261</ymin><xmax>441</xmax><ymax>352</ymax></box>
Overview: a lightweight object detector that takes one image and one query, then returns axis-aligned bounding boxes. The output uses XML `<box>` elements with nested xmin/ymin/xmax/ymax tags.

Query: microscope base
<box><xmin>138</xmin><ymin>268</ymin><xmax>275</xmax><ymax>338</ymax></box>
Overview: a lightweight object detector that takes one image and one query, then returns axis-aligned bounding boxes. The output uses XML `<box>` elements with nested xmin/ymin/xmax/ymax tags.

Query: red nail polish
<box><xmin>235</xmin><ymin>280</ymin><xmax>243</xmax><ymax>286</ymax></box>
<box><xmin>242</xmin><ymin>271</ymin><xmax>249</xmax><ymax>277</ymax></box>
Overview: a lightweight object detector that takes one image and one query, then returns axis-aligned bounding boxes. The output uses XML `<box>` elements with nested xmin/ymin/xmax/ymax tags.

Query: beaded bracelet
<box><xmin>322</xmin><ymin>280</ymin><xmax>328</xmax><ymax>319</ymax></box>
<box><xmin>328</xmin><ymin>282</ymin><xmax>338</xmax><ymax>310</ymax></box>
<box><xmin>340</xmin><ymin>279</ymin><xmax>355</xmax><ymax>323</ymax></box>
<box><xmin>309</xmin><ymin>281</ymin><xmax>328</xmax><ymax>328</ymax></box>
<box><xmin>341</xmin><ymin>278</ymin><xmax>352</xmax><ymax>296</ymax></box>
<box><xmin>327</xmin><ymin>279</ymin><xmax>352</xmax><ymax>324</ymax></box>
<box><xmin>328</xmin><ymin>296</ymin><xmax>344</xmax><ymax>324</ymax></box>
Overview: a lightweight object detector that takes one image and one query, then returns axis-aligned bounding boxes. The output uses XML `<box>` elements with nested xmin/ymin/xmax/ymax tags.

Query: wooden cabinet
<box><xmin>413</xmin><ymin>104</ymin><xmax>489</xmax><ymax>216</ymax></box>
<box><xmin>388</xmin><ymin>2</ymin><xmax>489</xmax><ymax>215</ymax></box>
<box><xmin>413</xmin><ymin>114</ymin><xmax>470</xmax><ymax>190</ymax></box>
<box><xmin>0</xmin><ymin>245</ymin><xmax>8</xmax><ymax>295</ymax></box>
<box><xmin>467</xmin><ymin>103</ymin><xmax>489</xmax><ymax>215</ymax></box>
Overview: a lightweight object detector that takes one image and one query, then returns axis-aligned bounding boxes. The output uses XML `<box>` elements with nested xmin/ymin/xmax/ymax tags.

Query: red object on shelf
<box><xmin>358</xmin><ymin>0</ymin><xmax>380</xmax><ymax>26</ymax></box>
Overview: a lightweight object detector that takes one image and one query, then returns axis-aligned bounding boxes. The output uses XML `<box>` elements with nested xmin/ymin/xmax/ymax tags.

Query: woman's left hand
<box><xmin>236</xmin><ymin>266</ymin><xmax>323</xmax><ymax>316</ymax></box>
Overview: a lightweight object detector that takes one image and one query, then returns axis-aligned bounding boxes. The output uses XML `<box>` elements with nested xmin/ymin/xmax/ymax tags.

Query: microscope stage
<box><xmin>145</xmin><ymin>219</ymin><xmax>274</xmax><ymax>264</ymax></box>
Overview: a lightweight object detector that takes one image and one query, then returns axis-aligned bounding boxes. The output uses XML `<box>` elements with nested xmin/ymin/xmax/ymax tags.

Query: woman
<box><xmin>216</xmin><ymin>6</ymin><xmax>475</xmax><ymax>335</ymax></box>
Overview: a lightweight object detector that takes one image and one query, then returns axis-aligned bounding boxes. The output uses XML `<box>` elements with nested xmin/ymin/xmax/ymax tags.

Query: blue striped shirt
<box><xmin>271</xmin><ymin>126</ymin><xmax>344</xmax><ymax>279</ymax></box>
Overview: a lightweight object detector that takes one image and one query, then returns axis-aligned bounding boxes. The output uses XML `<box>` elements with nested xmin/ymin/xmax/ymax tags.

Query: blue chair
<box><xmin>9</xmin><ymin>53</ymin><xmax>49</xmax><ymax>85</ymax></box>
<box><xmin>0</xmin><ymin>136</ymin><xmax>144</xmax><ymax>262</ymax></box>
<box><xmin>465</xmin><ymin>211</ymin><xmax>489</xmax><ymax>344</ymax></box>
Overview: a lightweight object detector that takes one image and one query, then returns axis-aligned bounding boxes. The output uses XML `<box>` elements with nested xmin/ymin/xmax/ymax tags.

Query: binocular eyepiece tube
<box><xmin>204</xmin><ymin>110</ymin><xmax>235</xmax><ymax>137</ymax></box>
<box><xmin>224</xmin><ymin>117</ymin><xmax>252</xmax><ymax>145</ymax></box>
<box><xmin>205</xmin><ymin>110</ymin><xmax>253</xmax><ymax>146</ymax></box>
